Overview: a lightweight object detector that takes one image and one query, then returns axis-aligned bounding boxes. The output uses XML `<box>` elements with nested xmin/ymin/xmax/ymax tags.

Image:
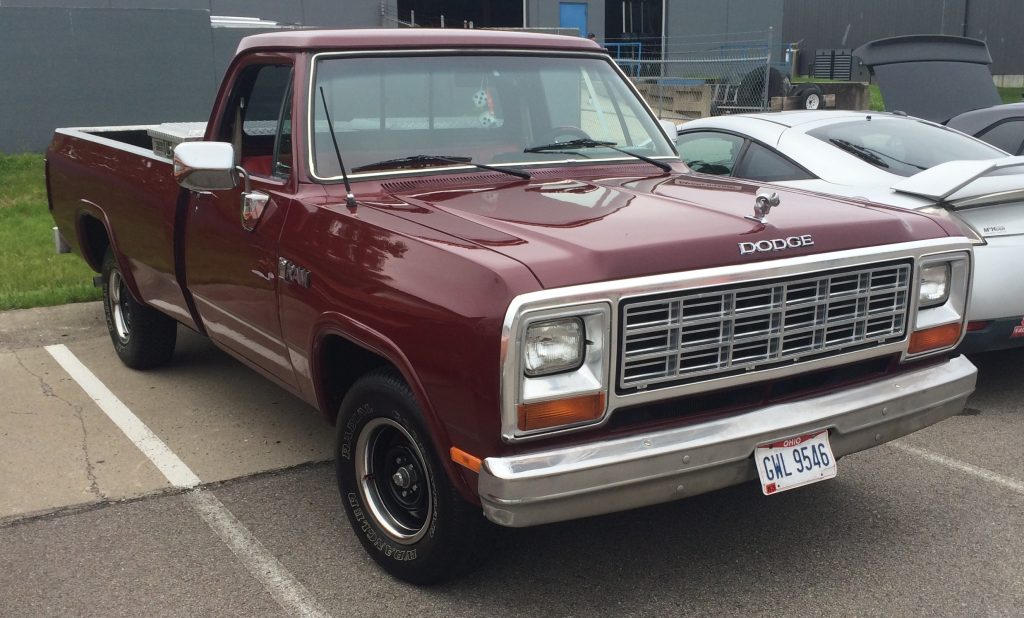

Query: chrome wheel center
<box><xmin>355</xmin><ymin>418</ymin><xmax>433</xmax><ymax>545</ymax></box>
<box><xmin>392</xmin><ymin>464</ymin><xmax>417</xmax><ymax>489</ymax></box>
<box><xmin>109</xmin><ymin>270</ymin><xmax>130</xmax><ymax>343</ymax></box>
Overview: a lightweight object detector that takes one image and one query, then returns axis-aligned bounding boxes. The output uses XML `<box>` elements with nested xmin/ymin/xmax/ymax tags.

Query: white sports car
<box><xmin>676</xmin><ymin>110</ymin><xmax>1024</xmax><ymax>353</ymax></box>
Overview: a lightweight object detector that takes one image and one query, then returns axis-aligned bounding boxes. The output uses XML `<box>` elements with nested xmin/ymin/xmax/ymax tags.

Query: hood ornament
<box><xmin>746</xmin><ymin>189</ymin><xmax>781</xmax><ymax>224</ymax></box>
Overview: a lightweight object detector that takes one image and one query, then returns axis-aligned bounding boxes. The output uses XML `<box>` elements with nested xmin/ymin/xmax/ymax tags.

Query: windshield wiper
<box><xmin>829</xmin><ymin>138</ymin><xmax>890</xmax><ymax>169</ymax></box>
<box><xmin>524</xmin><ymin>138</ymin><xmax>672</xmax><ymax>172</ymax></box>
<box><xmin>351</xmin><ymin>154</ymin><xmax>530</xmax><ymax>179</ymax></box>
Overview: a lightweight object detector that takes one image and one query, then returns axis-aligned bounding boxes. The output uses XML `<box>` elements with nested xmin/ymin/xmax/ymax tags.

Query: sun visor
<box><xmin>854</xmin><ymin>35</ymin><xmax>1003</xmax><ymax>123</ymax></box>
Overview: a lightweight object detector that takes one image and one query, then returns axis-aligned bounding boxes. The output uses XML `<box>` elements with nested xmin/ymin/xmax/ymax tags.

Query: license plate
<box><xmin>755</xmin><ymin>430</ymin><xmax>837</xmax><ymax>495</ymax></box>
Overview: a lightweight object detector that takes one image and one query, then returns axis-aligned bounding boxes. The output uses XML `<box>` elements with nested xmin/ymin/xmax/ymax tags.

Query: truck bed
<box><xmin>47</xmin><ymin>125</ymin><xmax>202</xmax><ymax>329</ymax></box>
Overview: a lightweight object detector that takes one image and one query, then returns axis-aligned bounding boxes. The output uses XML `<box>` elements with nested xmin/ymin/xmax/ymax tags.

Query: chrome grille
<box><xmin>619</xmin><ymin>262</ymin><xmax>911</xmax><ymax>390</ymax></box>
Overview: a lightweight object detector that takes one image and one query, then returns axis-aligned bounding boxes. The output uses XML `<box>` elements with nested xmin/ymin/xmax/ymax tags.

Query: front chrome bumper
<box><xmin>479</xmin><ymin>355</ymin><xmax>977</xmax><ymax>527</ymax></box>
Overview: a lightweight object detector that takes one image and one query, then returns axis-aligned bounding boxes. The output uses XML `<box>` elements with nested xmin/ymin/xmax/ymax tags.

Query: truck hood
<box><xmin>370</xmin><ymin>170</ymin><xmax>949</xmax><ymax>289</ymax></box>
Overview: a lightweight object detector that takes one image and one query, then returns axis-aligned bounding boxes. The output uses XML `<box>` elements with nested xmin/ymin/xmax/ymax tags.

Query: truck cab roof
<box><xmin>237</xmin><ymin>28</ymin><xmax>603</xmax><ymax>55</ymax></box>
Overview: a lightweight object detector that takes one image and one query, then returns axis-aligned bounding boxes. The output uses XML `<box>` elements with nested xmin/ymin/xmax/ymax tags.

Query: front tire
<box><xmin>101</xmin><ymin>250</ymin><xmax>177</xmax><ymax>369</ymax></box>
<box><xmin>335</xmin><ymin>370</ymin><xmax>492</xmax><ymax>584</ymax></box>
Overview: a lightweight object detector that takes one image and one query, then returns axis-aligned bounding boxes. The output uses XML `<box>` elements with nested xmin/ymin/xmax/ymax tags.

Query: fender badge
<box><xmin>278</xmin><ymin>257</ymin><xmax>312</xmax><ymax>289</ymax></box>
<box><xmin>1012</xmin><ymin>317</ymin><xmax>1024</xmax><ymax>339</ymax></box>
<box><xmin>746</xmin><ymin>189</ymin><xmax>780</xmax><ymax>224</ymax></box>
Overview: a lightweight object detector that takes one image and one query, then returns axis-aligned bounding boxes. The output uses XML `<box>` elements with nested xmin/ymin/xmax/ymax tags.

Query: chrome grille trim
<box><xmin>500</xmin><ymin>238</ymin><xmax>973</xmax><ymax>443</ymax></box>
<box><xmin>619</xmin><ymin>262</ymin><xmax>912</xmax><ymax>390</ymax></box>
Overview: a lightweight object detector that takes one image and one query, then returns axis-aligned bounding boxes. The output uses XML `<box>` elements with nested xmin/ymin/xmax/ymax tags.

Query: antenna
<box><xmin>319</xmin><ymin>86</ymin><xmax>357</xmax><ymax>208</ymax></box>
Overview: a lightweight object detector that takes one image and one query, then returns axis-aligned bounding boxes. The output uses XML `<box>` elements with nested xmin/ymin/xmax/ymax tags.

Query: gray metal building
<box><xmin>4</xmin><ymin>0</ymin><xmax>1022</xmax><ymax>153</ymax></box>
<box><xmin>781</xmin><ymin>0</ymin><xmax>1024</xmax><ymax>82</ymax></box>
<box><xmin>0</xmin><ymin>0</ymin><xmax>604</xmax><ymax>153</ymax></box>
<box><xmin>0</xmin><ymin>1</ymin><xmax>399</xmax><ymax>153</ymax></box>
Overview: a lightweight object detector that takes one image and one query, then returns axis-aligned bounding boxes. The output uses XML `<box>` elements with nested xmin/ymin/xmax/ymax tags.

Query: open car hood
<box><xmin>854</xmin><ymin>35</ymin><xmax>1003</xmax><ymax>123</ymax></box>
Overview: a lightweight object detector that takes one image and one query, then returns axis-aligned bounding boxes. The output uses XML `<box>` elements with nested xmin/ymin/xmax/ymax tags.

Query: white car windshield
<box><xmin>808</xmin><ymin>117</ymin><xmax>1006</xmax><ymax>177</ymax></box>
<box><xmin>309</xmin><ymin>54</ymin><xmax>675</xmax><ymax>179</ymax></box>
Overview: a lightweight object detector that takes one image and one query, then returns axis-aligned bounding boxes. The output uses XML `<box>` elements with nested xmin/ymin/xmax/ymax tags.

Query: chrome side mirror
<box><xmin>173</xmin><ymin>142</ymin><xmax>237</xmax><ymax>191</ymax></box>
<box><xmin>659</xmin><ymin>119</ymin><xmax>679</xmax><ymax>145</ymax></box>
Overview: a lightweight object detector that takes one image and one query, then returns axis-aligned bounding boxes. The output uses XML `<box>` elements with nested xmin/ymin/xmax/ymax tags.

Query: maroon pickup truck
<box><xmin>47</xmin><ymin>29</ymin><xmax>977</xmax><ymax>583</ymax></box>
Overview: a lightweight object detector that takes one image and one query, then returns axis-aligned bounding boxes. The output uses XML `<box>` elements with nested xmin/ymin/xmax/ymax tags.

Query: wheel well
<box><xmin>318</xmin><ymin>335</ymin><xmax>393</xmax><ymax>423</ymax></box>
<box><xmin>79</xmin><ymin>215</ymin><xmax>110</xmax><ymax>272</ymax></box>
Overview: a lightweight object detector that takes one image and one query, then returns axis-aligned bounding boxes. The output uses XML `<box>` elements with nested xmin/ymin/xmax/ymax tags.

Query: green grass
<box><xmin>998</xmin><ymin>87</ymin><xmax>1023</xmax><ymax>104</ymax></box>
<box><xmin>0</xmin><ymin>154</ymin><xmax>102</xmax><ymax>310</ymax></box>
<box><xmin>867</xmin><ymin>84</ymin><xmax>1020</xmax><ymax>112</ymax></box>
<box><xmin>793</xmin><ymin>77</ymin><xmax>1020</xmax><ymax>112</ymax></box>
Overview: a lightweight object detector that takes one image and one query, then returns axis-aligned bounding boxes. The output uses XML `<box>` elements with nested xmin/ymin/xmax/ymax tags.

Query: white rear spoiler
<box><xmin>891</xmin><ymin>156</ymin><xmax>1024</xmax><ymax>202</ymax></box>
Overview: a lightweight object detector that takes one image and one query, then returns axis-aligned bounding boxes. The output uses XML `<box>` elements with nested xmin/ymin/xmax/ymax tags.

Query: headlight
<box><xmin>523</xmin><ymin>318</ymin><xmax>585</xmax><ymax>377</ymax></box>
<box><xmin>920</xmin><ymin>207</ymin><xmax>986</xmax><ymax>246</ymax></box>
<box><xmin>918</xmin><ymin>262</ymin><xmax>950</xmax><ymax>308</ymax></box>
<box><xmin>907</xmin><ymin>252</ymin><xmax>971</xmax><ymax>357</ymax></box>
<box><xmin>505</xmin><ymin>305</ymin><xmax>611</xmax><ymax>440</ymax></box>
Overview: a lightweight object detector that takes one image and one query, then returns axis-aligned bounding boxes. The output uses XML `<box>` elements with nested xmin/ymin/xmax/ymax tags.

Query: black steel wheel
<box><xmin>101</xmin><ymin>250</ymin><xmax>177</xmax><ymax>369</ymax></box>
<box><xmin>355</xmin><ymin>417</ymin><xmax>434</xmax><ymax>544</ymax></box>
<box><xmin>335</xmin><ymin>369</ymin><xmax>492</xmax><ymax>584</ymax></box>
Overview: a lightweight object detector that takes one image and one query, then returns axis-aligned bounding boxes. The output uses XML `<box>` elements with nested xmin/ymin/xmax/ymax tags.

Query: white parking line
<box><xmin>44</xmin><ymin>344</ymin><xmax>199</xmax><ymax>488</ymax></box>
<box><xmin>891</xmin><ymin>441</ymin><xmax>1024</xmax><ymax>496</ymax></box>
<box><xmin>186</xmin><ymin>490</ymin><xmax>331</xmax><ymax>618</ymax></box>
<box><xmin>44</xmin><ymin>344</ymin><xmax>332</xmax><ymax>618</ymax></box>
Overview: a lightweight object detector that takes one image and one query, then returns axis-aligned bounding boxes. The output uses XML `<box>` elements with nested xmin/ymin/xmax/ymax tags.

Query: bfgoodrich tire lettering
<box><xmin>335</xmin><ymin>369</ymin><xmax>492</xmax><ymax>584</ymax></box>
<box><xmin>101</xmin><ymin>250</ymin><xmax>177</xmax><ymax>369</ymax></box>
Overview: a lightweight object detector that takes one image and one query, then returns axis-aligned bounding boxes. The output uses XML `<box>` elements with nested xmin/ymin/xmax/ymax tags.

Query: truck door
<box><xmin>184</xmin><ymin>59</ymin><xmax>298</xmax><ymax>387</ymax></box>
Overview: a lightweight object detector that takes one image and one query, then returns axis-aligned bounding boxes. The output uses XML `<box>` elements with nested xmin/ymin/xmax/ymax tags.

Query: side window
<box><xmin>734</xmin><ymin>142</ymin><xmax>813</xmax><ymax>182</ymax></box>
<box><xmin>976</xmin><ymin>119</ymin><xmax>1024</xmax><ymax>155</ymax></box>
<box><xmin>217</xmin><ymin>63</ymin><xmax>293</xmax><ymax>178</ymax></box>
<box><xmin>677</xmin><ymin>132</ymin><xmax>744</xmax><ymax>175</ymax></box>
<box><xmin>271</xmin><ymin>82</ymin><xmax>293</xmax><ymax>178</ymax></box>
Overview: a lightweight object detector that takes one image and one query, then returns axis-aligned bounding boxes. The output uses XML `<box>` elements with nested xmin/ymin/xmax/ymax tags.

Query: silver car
<box><xmin>676</xmin><ymin>110</ymin><xmax>1024</xmax><ymax>353</ymax></box>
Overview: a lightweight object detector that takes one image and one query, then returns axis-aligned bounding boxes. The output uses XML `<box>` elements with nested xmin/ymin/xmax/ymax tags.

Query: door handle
<box><xmin>236</xmin><ymin>166</ymin><xmax>270</xmax><ymax>232</ymax></box>
<box><xmin>241</xmin><ymin>191</ymin><xmax>269</xmax><ymax>232</ymax></box>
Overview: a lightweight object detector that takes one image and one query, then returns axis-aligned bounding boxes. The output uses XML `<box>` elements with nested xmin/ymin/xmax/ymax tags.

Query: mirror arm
<box><xmin>235</xmin><ymin>166</ymin><xmax>252</xmax><ymax>193</ymax></box>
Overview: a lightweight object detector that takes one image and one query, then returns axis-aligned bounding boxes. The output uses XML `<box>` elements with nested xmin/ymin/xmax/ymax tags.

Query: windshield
<box><xmin>808</xmin><ymin>117</ymin><xmax>1006</xmax><ymax>177</ymax></box>
<box><xmin>309</xmin><ymin>54</ymin><xmax>675</xmax><ymax>179</ymax></box>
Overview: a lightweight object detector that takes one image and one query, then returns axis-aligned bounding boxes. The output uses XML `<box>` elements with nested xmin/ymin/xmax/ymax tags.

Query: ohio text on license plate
<box><xmin>755</xmin><ymin>430</ymin><xmax>837</xmax><ymax>495</ymax></box>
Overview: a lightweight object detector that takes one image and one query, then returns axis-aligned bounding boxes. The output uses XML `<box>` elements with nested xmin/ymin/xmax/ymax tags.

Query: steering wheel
<box><xmin>536</xmin><ymin>126</ymin><xmax>592</xmax><ymax>144</ymax></box>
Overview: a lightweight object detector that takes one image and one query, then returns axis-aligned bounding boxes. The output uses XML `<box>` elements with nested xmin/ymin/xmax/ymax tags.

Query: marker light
<box><xmin>908</xmin><ymin>323</ymin><xmax>962</xmax><ymax>354</ymax></box>
<box><xmin>517</xmin><ymin>393</ymin><xmax>606</xmax><ymax>432</ymax></box>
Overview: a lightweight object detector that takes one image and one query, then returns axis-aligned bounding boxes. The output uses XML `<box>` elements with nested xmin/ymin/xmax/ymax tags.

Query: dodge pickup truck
<box><xmin>47</xmin><ymin>29</ymin><xmax>977</xmax><ymax>584</ymax></box>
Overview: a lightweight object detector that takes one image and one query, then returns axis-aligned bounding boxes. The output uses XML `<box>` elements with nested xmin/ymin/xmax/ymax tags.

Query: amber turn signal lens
<box><xmin>908</xmin><ymin>323</ymin><xmax>962</xmax><ymax>354</ymax></box>
<box><xmin>449</xmin><ymin>447</ymin><xmax>482</xmax><ymax>473</ymax></box>
<box><xmin>517</xmin><ymin>393</ymin><xmax>606</xmax><ymax>431</ymax></box>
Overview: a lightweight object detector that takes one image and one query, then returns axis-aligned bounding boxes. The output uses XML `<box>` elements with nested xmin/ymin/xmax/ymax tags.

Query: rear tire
<box><xmin>101</xmin><ymin>250</ymin><xmax>177</xmax><ymax>369</ymax></box>
<box><xmin>335</xmin><ymin>369</ymin><xmax>493</xmax><ymax>585</ymax></box>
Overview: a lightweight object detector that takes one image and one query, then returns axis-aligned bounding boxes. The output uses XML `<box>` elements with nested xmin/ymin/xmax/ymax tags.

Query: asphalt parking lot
<box><xmin>1</xmin><ymin>302</ymin><xmax>1022</xmax><ymax>617</ymax></box>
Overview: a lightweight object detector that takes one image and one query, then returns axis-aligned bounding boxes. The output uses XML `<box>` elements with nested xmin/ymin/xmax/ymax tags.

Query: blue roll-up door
<box><xmin>559</xmin><ymin>2</ymin><xmax>588</xmax><ymax>37</ymax></box>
